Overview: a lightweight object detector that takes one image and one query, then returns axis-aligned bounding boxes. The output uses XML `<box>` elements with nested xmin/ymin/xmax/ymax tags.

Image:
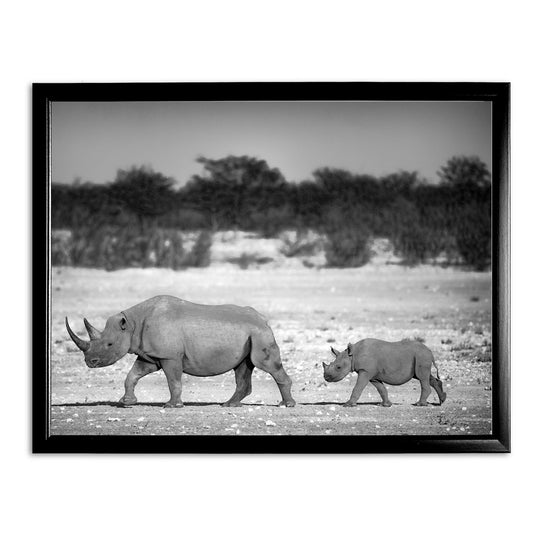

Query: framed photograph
<box><xmin>33</xmin><ymin>82</ymin><xmax>509</xmax><ymax>453</ymax></box>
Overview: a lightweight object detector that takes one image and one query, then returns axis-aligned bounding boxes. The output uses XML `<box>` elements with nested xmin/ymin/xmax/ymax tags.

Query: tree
<box><xmin>109</xmin><ymin>166</ymin><xmax>176</xmax><ymax>232</ymax></box>
<box><xmin>182</xmin><ymin>155</ymin><xmax>288</xmax><ymax>229</ymax></box>
<box><xmin>381</xmin><ymin>171</ymin><xmax>419</xmax><ymax>199</ymax></box>
<box><xmin>436</xmin><ymin>156</ymin><xmax>491</xmax><ymax>269</ymax></box>
<box><xmin>313</xmin><ymin>168</ymin><xmax>384</xmax><ymax>208</ymax></box>
<box><xmin>437</xmin><ymin>156</ymin><xmax>491</xmax><ymax>188</ymax></box>
<box><xmin>454</xmin><ymin>203</ymin><xmax>491</xmax><ymax>270</ymax></box>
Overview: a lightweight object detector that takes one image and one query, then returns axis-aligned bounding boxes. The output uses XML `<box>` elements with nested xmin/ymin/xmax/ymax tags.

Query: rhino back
<box><xmin>127</xmin><ymin>296</ymin><xmax>267</xmax><ymax>327</ymax></box>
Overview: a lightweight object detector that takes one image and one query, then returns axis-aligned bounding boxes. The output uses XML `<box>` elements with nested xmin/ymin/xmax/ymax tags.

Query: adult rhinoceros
<box><xmin>65</xmin><ymin>295</ymin><xmax>296</xmax><ymax>408</ymax></box>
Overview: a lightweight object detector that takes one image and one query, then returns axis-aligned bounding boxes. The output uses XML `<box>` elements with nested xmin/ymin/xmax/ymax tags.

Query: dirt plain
<box><xmin>49</xmin><ymin>264</ymin><xmax>492</xmax><ymax>436</ymax></box>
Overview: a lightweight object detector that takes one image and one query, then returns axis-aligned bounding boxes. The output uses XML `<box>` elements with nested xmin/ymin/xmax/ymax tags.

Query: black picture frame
<box><xmin>32</xmin><ymin>82</ymin><xmax>510</xmax><ymax>453</ymax></box>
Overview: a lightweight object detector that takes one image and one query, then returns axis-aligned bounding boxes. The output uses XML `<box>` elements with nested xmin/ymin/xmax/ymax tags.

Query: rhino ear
<box><xmin>330</xmin><ymin>346</ymin><xmax>340</xmax><ymax>357</ymax></box>
<box><xmin>347</xmin><ymin>344</ymin><xmax>354</xmax><ymax>356</ymax></box>
<box><xmin>120</xmin><ymin>316</ymin><xmax>127</xmax><ymax>331</ymax></box>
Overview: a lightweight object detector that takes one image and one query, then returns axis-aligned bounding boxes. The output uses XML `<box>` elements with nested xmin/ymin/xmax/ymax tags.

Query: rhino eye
<box><xmin>107</xmin><ymin>342</ymin><xmax>113</xmax><ymax>347</ymax></box>
<box><xmin>336</xmin><ymin>365</ymin><xmax>341</xmax><ymax>370</ymax></box>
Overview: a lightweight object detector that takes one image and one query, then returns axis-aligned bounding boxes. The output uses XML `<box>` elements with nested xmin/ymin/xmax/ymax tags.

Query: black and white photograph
<box><xmin>33</xmin><ymin>83</ymin><xmax>509</xmax><ymax>452</ymax></box>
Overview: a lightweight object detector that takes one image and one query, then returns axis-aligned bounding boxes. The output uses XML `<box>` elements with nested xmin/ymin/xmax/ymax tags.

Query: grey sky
<box><xmin>51</xmin><ymin>100</ymin><xmax>491</xmax><ymax>187</ymax></box>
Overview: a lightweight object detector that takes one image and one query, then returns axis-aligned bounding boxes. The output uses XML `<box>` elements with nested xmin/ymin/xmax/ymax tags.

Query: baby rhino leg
<box><xmin>430</xmin><ymin>375</ymin><xmax>447</xmax><ymax>405</ymax></box>
<box><xmin>414</xmin><ymin>361</ymin><xmax>432</xmax><ymax>406</ymax></box>
<box><xmin>160</xmin><ymin>358</ymin><xmax>184</xmax><ymax>408</ymax></box>
<box><xmin>344</xmin><ymin>370</ymin><xmax>370</xmax><ymax>407</ymax></box>
<box><xmin>371</xmin><ymin>380</ymin><xmax>392</xmax><ymax>407</ymax></box>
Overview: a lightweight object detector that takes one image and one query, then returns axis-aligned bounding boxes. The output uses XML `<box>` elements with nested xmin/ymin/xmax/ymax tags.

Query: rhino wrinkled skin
<box><xmin>66</xmin><ymin>295</ymin><xmax>296</xmax><ymax>408</ymax></box>
<box><xmin>323</xmin><ymin>338</ymin><xmax>446</xmax><ymax>407</ymax></box>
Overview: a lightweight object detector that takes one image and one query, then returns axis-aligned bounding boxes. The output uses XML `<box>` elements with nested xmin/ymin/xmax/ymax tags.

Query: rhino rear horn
<box><xmin>65</xmin><ymin>317</ymin><xmax>90</xmax><ymax>352</ymax></box>
<box><xmin>83</xmin><ymin>318</ymin><xmax>102</xmax><ymax>340</ymax></box>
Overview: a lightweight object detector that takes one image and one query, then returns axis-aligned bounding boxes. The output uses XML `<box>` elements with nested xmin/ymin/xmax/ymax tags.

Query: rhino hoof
<box><xmin>380</xmin><ymin>401</ymin><xmax>392</xmax><ymax>407</ymax></box>
<box><xmin>279</xmin><ymin>400</ymin><xmax>296</xmax><ymax>408</ymax></box>
<box><xmin>413</xmin><ymin>401</ymin><xmax>428</xmax><ymax>407</ymax></box>
<box><xmin>118</xmin><ymin>396</ymin><xmax>138</xmax><ymax>407</ymax></box>
<box><xmin>221</xmin><ymin>401</ymin><xmax>243</xmax><ymax>407</ymax></box>
<box><xmin>343</xmin><ymin>402</ymin><xmax>357</xmax><ymax>407</ymax></box>
<box><xmin>164</xmin><ymin>402</ymin><xmax>184</xmax><ymax>408</ymax></box>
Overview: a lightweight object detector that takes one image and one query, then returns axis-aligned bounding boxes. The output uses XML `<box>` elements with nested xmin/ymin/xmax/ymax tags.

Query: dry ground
<box><xmin>49</xmin><ymin>265</ymin><xmax>492</xmax><ymax>436</ymax></box>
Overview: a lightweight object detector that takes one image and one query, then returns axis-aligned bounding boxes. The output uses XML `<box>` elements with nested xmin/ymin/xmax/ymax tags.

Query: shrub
<box><xmin>392</xmin><ymin>224</ymin><xmax>444</xmax><ymax>265</ymax></box>
<box><xmin>454</xmin><ymin>203</ymin><xmax>491</xmax><ymax>270</ymax></box>
<box><xmin>151</xmin><ymin>229</ymin><xmax>186</xmax><ymax>270</ymax></box>
<box><xmin>70</xmin><ymin>227</ymin><xmax>101</xmax><ymax>267</ymax></box>
<box><xmin>185</xmin><ymin>231</ymin><xmax>212</xmax><ymax>267</ymax></box>
<box><xmin>325</xmin><ymin>226</ymin><xmax>371</xmax><ymax>268</ymax></box>
<box><xmin>66</xmin><ymin>226</ymin><xmax>191</xmax><ymax>270</ymax></box>
<box><xmin>103</xmin><ymin>230</ymin><xmax>151</xmax><ymax>270</ymax></box>
<box><xmin>169</xmin><ymin>208</ymin><xmax>209</xmax><ymax>230</ymax></box>
<box><xmin>246</xmin><ymin>206</ymin><xmax>294</xmax><ymax>238</ymax></box>
<box><xmin>280</xmin><ymin>231</ymin><xmax>322</xmax><ymax>258</ymax></box>
<box><xmin>54</xmin><ymin>226</ymin><xmax>213</xmax><ymax>270</ymax></box>
<box><xmin>227</xmin><ymin>253</ymin><xmax>273</xmax><ymax>270</ymax></box>
<box><xmin>387</xmin><ymin>198</ymin><xmax>450</xmax><ymax>265</ymax></box>
<box><xmin>51</xmin><ymin>230</ymin><xmax>72</xmax><ymax>266</ymax></box>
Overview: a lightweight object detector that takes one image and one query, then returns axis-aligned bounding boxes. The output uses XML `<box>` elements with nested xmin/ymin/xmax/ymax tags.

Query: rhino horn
<box><xmin>322</xmin><ymin>361</ymin><xmax>327</xmax><ymax>369</ymax></box>
<box><xmin>65</xmin><ymin>317</ymin><xmax>90</xmax><ymax>352</ymax></box>
<box><xmin>83</xmin><ymin>318</ymin><xmax>102</xmax><ymax>340</ymax></box>
<box><xmin>330</xmin><ymin>346</ymin><xmax>340</xmax><ymax>357</ymax></box>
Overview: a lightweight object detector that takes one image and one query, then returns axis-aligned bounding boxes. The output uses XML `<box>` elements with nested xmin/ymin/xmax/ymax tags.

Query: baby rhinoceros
<box><xmin>323</xmin><ymin>338</ymin><xmax>446</xmax><ymax>407</ymax></box>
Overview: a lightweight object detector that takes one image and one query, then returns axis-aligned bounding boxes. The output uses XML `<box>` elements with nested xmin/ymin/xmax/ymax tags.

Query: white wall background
<box><xmin>2</xmin><ymin>1</ymin><xmax>529</xmax><ymax>532</ymax></box>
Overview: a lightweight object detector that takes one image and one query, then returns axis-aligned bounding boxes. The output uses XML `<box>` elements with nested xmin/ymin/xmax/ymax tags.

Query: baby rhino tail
<box><xmin>431</xmin><ymin>357</ymin><xmax>447</xmax><ymax>405</ymax></box>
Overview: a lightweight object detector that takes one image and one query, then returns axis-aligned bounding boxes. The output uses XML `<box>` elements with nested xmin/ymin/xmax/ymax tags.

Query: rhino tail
<box><xmin>432</xmin><ymin>358</ymin><xmax>441</xmax><ymax>380</ymax></box>
<box><xmin>245</xmin><ymin>335</ymin><xmax>253</xmax><ymax>357</ymax></box>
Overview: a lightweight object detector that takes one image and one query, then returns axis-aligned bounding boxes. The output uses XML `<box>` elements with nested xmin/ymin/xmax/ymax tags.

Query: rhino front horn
<box><xmin>65</xmin><ymin>317</ymin><xmax>90</xmax><ymax>352</ymax></box>
<box><xmin>83</xmin><ymin>318</ymin><xmax>102</xmax><ymax>340</ymax></box>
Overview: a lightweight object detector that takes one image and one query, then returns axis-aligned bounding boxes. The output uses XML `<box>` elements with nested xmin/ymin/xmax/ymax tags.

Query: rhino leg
<box><xmin>119</xmin><ymin>358</ymin><xmax>160</xmax><ymax>406</ymax></box>
<box><xmin>160</xmin><ymin>358</ymin><xmax>184</xmax><ymax>408</ymax></box>
<box><xmin>251</xmin><ymin>337</ymin><xmax>296</xmax><ymax>407</ymax></box>
<box><xmin>222</xmin><ymin>356</ymin><xmax>255</xmax><ymax>407</ymax></box>
<box><xmin>370</xmin><ymin>380</ymin><xmax>392</xmax><ymax>407</ymax></box>
<box><xmin>414</xmin><ymin>363</ymin><xmax>431</xmax><ymax>406</ymax></box>
<box><xmin>430</xmin><ymin>374</ymin><xmax>447</xmax><ymax>405</ymax></box>
<box><xmin>344</xmin><ymin>370</ymin><xmax>370</xmax><ymax>407</ymax></box>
